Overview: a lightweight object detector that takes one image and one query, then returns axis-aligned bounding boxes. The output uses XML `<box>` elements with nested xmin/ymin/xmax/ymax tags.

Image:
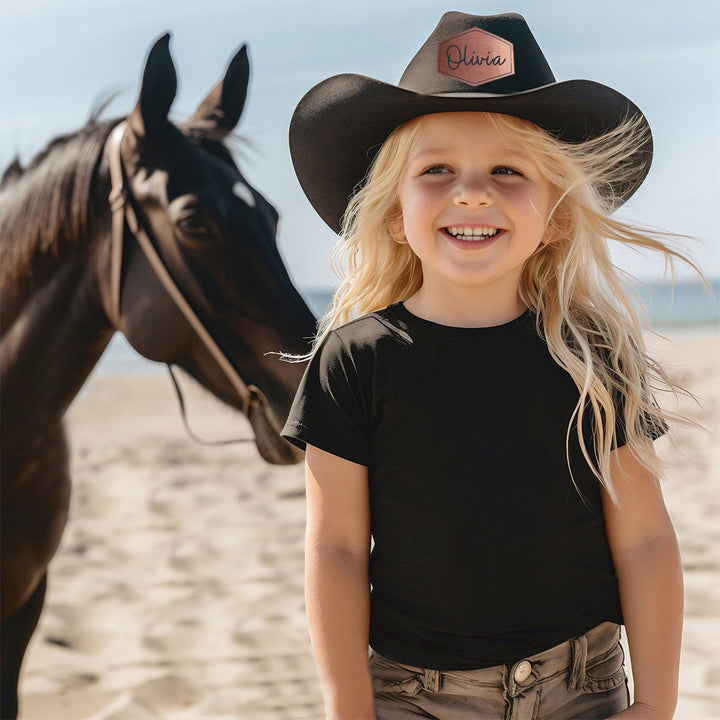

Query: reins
<box><xmin>106</xmin><ymin>120</ymin><xmax>258</xmax><ymax>444</ymax></box>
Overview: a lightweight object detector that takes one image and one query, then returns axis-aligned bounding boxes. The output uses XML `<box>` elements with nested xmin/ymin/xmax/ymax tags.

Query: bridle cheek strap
<box><xmin>105</xmin><ymin>121</ymin><xmax>259</xmax><ymax>421</ymax></box>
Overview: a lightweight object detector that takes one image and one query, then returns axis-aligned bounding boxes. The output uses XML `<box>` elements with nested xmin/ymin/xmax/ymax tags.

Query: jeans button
<box><xmin>514</xmin><ymin>660</ymin><xmax>532</xmax><ymax>683</ymax></box>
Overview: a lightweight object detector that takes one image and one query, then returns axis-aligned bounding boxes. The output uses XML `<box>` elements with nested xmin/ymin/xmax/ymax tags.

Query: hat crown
<box><xmin>399</xmin><ymin>12</ymin><xmax>555</xmax><ymax>95</ymax></box>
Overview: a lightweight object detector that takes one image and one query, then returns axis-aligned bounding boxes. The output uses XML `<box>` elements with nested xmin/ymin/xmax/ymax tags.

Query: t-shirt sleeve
<box><xmin>281</xmin><ymin>330</ymin><xmax>372</xmax><ymax>466</ymax></box>
<box><xmin>613</xmin><ymin>392</ymin><xmax>668</xmax><ymax>448</ymax></box>
<box><xmin>592</xmin><ymin>336</ymin><xmax>668</xmax><ymax>448</ymax></box>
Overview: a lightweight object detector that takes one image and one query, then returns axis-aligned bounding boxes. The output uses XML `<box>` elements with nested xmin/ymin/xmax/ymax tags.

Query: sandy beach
<box><xmin>17</xmin><ymin>328</ymin><xmax>720</xmax><ymax>720</ymax></box>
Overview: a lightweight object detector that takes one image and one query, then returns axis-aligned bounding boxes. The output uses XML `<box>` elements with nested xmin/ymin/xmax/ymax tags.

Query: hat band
<box><xmin>430</xmin><ymin>83</ymin><xmax>557</xmax><ymax>99</ymax></box>
<box><xmin>430</xmin><ymin>91</ymin><xmax>503</xmax><ymax>98</ymax></box>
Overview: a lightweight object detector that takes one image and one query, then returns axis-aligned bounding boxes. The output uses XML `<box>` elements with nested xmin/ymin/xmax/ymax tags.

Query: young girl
<box><xmin>282</xmin><ymin>12</ymin><xmax>693</xmax><ymax>720</ymax></box>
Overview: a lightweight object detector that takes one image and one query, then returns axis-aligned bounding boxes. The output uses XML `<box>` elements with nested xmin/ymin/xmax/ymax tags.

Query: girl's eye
<box><xmin>423</xmin><ymin>165</ymin><xmax>451</xmax><ymax>175</ymax></box>
<box><xmin>493</xmin><ymin>166</ymin><xmax>523</xmax><ymax>177</ymax></box>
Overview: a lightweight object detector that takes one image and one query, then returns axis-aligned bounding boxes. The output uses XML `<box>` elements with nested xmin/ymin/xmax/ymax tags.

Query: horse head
<box><xmin>98</xmin><ymin>35</ymin><xmax>316</xmax><ymax>464</ymax></box>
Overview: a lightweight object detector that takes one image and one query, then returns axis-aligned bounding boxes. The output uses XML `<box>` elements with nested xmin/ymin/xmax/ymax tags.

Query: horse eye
<box><xmin>176</xmin><ymin>208</ymin><xmax>221</xmax><ymax>243</ymax></box>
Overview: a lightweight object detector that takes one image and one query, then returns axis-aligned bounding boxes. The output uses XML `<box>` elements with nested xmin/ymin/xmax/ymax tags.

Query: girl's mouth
<box><xmin>443</xmin><ymin>226</ymin><xmax>502</xmax><ymax>243</ymax></box>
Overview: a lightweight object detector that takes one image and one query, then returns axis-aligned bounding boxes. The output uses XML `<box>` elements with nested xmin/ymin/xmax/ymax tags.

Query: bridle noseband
<box><xmin>106</xmin><ymin>120</ymin><xmax>264</xmax><ymax>435</ymax></box>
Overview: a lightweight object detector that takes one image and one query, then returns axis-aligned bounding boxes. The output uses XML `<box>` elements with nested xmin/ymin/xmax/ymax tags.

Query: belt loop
<box><xmin>422</xmin><ymin>668</ymin><xmax>443</xmax><ymax>692</ymax></box>
<box><xmin>567</xmin><ymin>633</ymin><xmax>588</xmax><ymax>692</ymax></box>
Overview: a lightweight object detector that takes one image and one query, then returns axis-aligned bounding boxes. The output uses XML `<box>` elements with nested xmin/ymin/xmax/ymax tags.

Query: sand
<box><xmin>17</xmin><ymin>329</ymin><xmax>720</xmax><ymax>720</ymax></box>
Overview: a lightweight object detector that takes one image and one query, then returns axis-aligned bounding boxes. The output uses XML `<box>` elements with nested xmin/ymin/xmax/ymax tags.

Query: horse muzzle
<box><xmin>246</xmin><ymin>385</ymin><xmax>304</xmax><ymax>465</ymax></box>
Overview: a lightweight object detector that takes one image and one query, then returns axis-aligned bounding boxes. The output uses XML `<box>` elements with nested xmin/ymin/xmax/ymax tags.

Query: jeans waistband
<box><xmin>372</xmin><ymin>622</ymin><xmax>621</xmax><ymax>696</ymax></box>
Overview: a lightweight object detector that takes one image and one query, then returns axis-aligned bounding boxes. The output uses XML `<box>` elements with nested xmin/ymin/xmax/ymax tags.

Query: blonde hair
<box><xmin>310</xmin><ymin>111</ymin><xmax>702</xmax><ymax>501</ymax></box>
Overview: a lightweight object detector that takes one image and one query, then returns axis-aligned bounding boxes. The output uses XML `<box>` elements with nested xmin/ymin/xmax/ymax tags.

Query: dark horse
<box><xmin>0</xmin><ymin>35</ymin><xmax>316</xmax><ymax>717</ymax></box>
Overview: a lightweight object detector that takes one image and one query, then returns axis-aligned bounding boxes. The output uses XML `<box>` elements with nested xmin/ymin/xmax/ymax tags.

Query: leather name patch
<box><xmin>438</xmin><ymin>28</ymin><xmax>515</xmax><ymax>87</ymax></box>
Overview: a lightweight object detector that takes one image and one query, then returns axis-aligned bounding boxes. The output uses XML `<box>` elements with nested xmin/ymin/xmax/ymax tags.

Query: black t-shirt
<box><xmin>282</xmin><ymin>302</ymin><xmax>635</xmax><ymax>670</ymax></box>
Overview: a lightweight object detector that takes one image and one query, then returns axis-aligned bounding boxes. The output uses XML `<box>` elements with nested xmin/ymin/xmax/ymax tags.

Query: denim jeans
<box><xmin>369</xmin><ymin>622</ymin><xmax>629</xmax><ymax>719</ymax></box>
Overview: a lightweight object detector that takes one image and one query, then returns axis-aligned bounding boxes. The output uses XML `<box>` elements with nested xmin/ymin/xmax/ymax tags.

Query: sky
<box><xmin>1</xmin><ymin>0</ymin><xmax>718</xmax><ymax>290</ymax></box>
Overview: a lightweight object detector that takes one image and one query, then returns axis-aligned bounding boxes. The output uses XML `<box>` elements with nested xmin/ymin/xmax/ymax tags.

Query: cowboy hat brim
<box><xmin>289</xmin><ymin>74</ymin><xmax>653</xmax><ymax>233</ymax></box>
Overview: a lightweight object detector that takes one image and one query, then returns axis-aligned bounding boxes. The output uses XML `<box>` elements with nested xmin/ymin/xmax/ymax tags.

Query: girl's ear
<box><xmin>539</xmin><ymin>213</ymin><xmax>559</xmax><ymax>246</ymax></box>
<box><xmin>387</xmin><ymin>211</ymin><xmax>406</xmax><ymax>242</ymax></box>
<box><xmin>539</xmin><ymin>230</ymin><xmax>554</xmax><ymax>246</ymax></box>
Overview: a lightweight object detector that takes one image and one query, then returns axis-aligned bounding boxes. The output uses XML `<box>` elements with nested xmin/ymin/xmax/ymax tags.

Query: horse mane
<box><xmin>0</xmin><ymin>109</ymin><xmax>118</xmax><ymax>328</ymax></box>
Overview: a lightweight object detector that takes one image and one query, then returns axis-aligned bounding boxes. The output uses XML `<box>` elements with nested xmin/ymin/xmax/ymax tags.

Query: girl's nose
<box><xmin>454</xmin><ymin>176</ymin><xmax>493</xmax><ymax>207</ymax></box>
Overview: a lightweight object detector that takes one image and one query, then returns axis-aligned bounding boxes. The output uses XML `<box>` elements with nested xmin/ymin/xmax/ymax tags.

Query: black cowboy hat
<box><xmin>289</xmin><ymin>11</ymin><xmax>653</xmax><ymax>233</ymax></box>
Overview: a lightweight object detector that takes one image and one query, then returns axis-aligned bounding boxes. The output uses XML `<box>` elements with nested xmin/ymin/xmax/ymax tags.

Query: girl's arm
<box><xmin>304</xmin><ymin>444</ymin><xmax>376</xmax><ymax>720</ymax></box>
<box><xmin>602</xmin><ymin>443</ymin><xmax>684</xmax><ymax>720</ymax></box>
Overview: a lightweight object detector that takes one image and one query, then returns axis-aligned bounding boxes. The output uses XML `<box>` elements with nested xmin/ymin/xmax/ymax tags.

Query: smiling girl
<box><xmin>282</xmin><ymin>12</ymin><xmax>696</xmax><ymax>720</ymax></box>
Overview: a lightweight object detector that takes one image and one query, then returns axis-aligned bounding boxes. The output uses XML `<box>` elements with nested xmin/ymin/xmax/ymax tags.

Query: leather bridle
<box><xmin>105</xmin><ymin>120</ymin><xmax>265</xmax><ymax>434</ymax></box>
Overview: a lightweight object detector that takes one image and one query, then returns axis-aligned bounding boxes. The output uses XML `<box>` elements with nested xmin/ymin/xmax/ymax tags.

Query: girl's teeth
<box><xmin>446</xmin><ymin>226</ymin><xmax>499</xmax><ymax>240</ymax></box>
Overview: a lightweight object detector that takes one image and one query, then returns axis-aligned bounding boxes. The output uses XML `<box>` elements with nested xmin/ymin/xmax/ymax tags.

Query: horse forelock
<box><xmin>0</xmin><ymin>117</ymin><xmax>117</xmax><ymax>321</ymax></box>
<box><xmin>182</xmin><ymin>126</ymin><xmax>255</xmax><ymax>173</ymax></box>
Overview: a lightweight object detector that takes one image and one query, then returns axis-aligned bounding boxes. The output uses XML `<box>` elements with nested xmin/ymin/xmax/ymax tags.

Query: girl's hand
<box><xmin>606</xmin><ymin>701</ymin><xmax>674</xmax><ymax>719</ymax></box>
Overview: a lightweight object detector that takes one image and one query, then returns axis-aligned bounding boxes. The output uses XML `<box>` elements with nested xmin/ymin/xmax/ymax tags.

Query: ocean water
<box><xmin>631</xmin><ymin>279</ymin><xmax>720</xmax><ymax>328</ymax></box>
<box><xmin>96</xmin><ymin>280</ymin><xmax>719</xmax><ymax>376</ymax></box>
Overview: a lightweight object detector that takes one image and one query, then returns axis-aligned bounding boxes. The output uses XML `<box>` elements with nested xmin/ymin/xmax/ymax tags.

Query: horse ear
<box><xmin>184</xmin><ymin>44</ymin><xmax>249</xmax><ymax>136</ymax></box>
<box><xmin>128</xmin><ymin>33</ymin><xmax>177</xmax><ymax>140</ymax></box>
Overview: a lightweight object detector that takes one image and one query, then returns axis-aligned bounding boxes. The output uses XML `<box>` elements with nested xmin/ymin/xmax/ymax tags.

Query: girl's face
<box><xmin>396</xmin><ymin>112</ymin><xmax>552</xmax><ymax>305</ymax></box>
